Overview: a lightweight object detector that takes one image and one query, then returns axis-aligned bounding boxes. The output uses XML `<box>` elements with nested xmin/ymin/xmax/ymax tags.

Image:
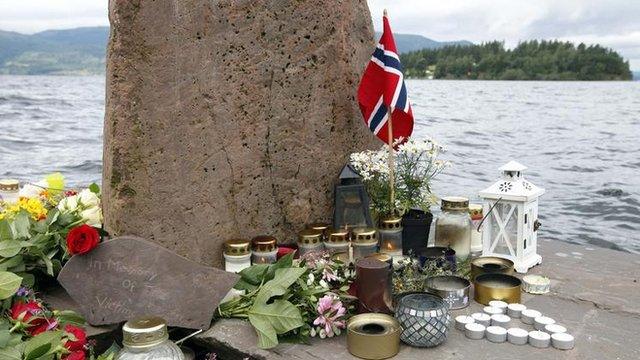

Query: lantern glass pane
<box><xmin>490</xmin><ymin>202</ymin><xmax>518</xmax><ymax>256</ymax></box>
<box><xmin>335</xmin><ymin>187</ymin><xmax>368</xmax><ymax>228</ymax></box>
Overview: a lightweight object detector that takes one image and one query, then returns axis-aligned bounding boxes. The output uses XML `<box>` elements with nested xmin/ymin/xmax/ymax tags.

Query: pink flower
<box><xmin>321</xmin><ymin>267</ymin><xmax>339</xmax><ymax>282</ymax></box>
<box><xmin>313</xmin><ymin>295</ymin><xmax>346</xmax><ymax>338</ymax></box>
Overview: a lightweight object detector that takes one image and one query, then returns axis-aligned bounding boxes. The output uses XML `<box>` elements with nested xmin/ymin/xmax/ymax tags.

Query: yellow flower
<box><xmin>45</xmin><ymin>173</ymin><xmax>65</xmax><ymax>195</ymax></box>
<box><xmin>0</xmin><ymin>198</ymin><xmax>48</xmax><ymax>221</ymax></box>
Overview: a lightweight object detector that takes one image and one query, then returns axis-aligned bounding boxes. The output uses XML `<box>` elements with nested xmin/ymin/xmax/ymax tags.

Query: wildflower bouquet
<box><xmin>216</xmin><ymin>252</ymin><xmax>355</xmax><ymax>349</ymax></box>
<box><xmin>350</xmin><ymin>138</ymin><xmax>450</xmax><ymax>217</ymax></box>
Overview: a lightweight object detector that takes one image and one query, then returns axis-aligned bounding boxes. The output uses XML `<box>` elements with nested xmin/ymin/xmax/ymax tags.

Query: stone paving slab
<box><xmin>196</xmin><ymin>240</ymin><xmax>640</xmax><ymax>360</ymax></box>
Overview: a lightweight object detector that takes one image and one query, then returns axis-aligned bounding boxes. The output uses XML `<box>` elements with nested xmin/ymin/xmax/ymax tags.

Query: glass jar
<box><xmin>324</xmin><ymin>227</ymin><xmax>350</xmax><ymax>254</ymax></box>
<box><xmin>0</xmin><ymin>179</ymin><xmax>19</xmax><ymax>206</ymax></box>
<box><xmin>297</xmin><ymin>229</ymin><xmax>324</xmax><ymax>257</ymax></box>
<box><xmin>116</xmin><ymin>316</ymin><xmax>184</xmax><ymax>360</ymax></box>
<box><xmin>223</xmin><ymin>239</ymin><xmax>251</xmax><ymax>273</ymax></box>
<box><xmin>307</xmin><ymin>222</ymin><xmax>330</xmax><ymax>238</ymax></box>
<box><xmin>468</xmin><ymin>204</ymin><xmax>484</xmax><ymax>257</ymax></box>
<box><xmin>351</xmin><ymin>227</ymin><xmax>378</xmax><ymax>260</ymax></box>
<box><xmin>251</xmin><ymin>235</ymin><xmax>278</xmax><ymax>264</ymax></box>
<box><xmin>435</xmin><ymin>197</ymin><xmax>472</xmax><ymax>261</ymax></box>
<box><xmin>378</xmin><ymin>216</ymin><xmax>403</xmax><ymax>259</ymax></box>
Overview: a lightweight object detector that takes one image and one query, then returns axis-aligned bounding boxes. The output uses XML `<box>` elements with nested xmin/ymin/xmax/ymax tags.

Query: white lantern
<box><xmin>479</xmin><ymin>161</ymin><xmax>545</xmax><ymax>273</ymax></box>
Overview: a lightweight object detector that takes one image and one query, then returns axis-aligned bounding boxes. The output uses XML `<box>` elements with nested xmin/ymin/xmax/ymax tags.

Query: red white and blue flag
<box><xmin>357</xmin><ymin>13</ymin><xmax>414</xmax><ymax>146</ymax></box>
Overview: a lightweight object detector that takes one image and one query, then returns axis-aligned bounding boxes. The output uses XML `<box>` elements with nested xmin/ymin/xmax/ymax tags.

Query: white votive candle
<box><xmin>521</xmin><ymin>309</ymin><xmax>542</xmax><ymax>325</ymax></box>
<box><xmin>544</xmin><ymin>324</ymin><xmax>567</xmax><ymax>334</ymax></box>
<box><xmin>551</xmin><ymin>332</ymin><xmax>575</xmax><ymax>350</ymax></box>
<box><xmin>483</xmin><ymin>306</ymin><xmax>503</xmax><ymax>315</ymax></box>
<box><xmin>507</xmin><ymin>303</ymin><xmax>526</xmax><ymax>318</ymax></box>
<box><xmin>489</xmin><ymin>300</ymin><xmax>508</xmax><ymax>311</ymax></box>
<box><xmin>534</xmin><ymin>316</ymin><xmax>556</xmax><ymax>331</ymax></box>
<box><xmin>529</xmin><ymin>330</ymin><xmax>551</xmax><ymax>348</ymax></box>
<box><xmin>465</xmin><ymin>323</ymin><xmax>485</xmax><ymax>340</ymax></box>
<box><xmin>491</xmin><ymin>314</ymin><xmax>511</xmax><ymax>327</ymax></box>
<box><xmin>507</xmin><ymin>327</ymin><xmax>529</xmax><ymax>345</ymax></box>
<box><xmin>486</xmin><ymin>326</ymin><xmax>507</xmax><ymax>343</ymax></box>
<box><xmin>455</xmin><ymin>315</ymin><xmax>475</xmax><ymax>331</ymax></box>
<box><xmin>472</xmin><ymin>312</ymin><xmax>491</xmax><ymax>327</ymax></box>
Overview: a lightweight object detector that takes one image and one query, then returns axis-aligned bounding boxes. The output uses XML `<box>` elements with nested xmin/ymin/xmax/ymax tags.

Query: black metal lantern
<box><xmin>333</xmin><ymin>164</ymin><xmax>373</xmax><ymax>229</ymax></box>
<box><xmin>402</xmin><ymin>208</ymin><xmax>433</xmax><ymax>255</ymax></box>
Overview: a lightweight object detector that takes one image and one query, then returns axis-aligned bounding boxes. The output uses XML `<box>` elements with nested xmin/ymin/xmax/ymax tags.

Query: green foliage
<box><xmin>0</xmin><ymin>209</ymin><xmax>80</xmax><ymax>284</ymax></box>
<box><xmin>401</xmin><ymin>40</ymin><xmax>633</xmax><ymax>80</ymax></box>
<box><xmin>0</xmin><ymin>272</ymin><xmax>22</xmax><ymax>300</ymax></box>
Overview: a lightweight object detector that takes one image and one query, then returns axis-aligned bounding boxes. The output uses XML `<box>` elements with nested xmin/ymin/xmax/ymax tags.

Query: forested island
<box><xmin>401</xmin><ymin>40</ymin><xmax>633</xmax><ymax>80</ymax></box>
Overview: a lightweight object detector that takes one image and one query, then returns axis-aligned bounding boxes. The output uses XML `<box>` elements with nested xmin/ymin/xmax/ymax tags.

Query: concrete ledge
<box><xmin>196</xmin><ymin>240</ymin><xmax>640</xmax><ymax>360</ymax></box>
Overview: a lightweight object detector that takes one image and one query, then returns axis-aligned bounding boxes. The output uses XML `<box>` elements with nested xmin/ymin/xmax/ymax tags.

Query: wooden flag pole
<box><xmin>384</xmin><ymin>9</ymin><xmax>396</xmax><ymax>215</ymax></box>
<box><xmin>387</xmin><ymin>106</ymin><xmax>395</xmax><ymax>214</ymax></box>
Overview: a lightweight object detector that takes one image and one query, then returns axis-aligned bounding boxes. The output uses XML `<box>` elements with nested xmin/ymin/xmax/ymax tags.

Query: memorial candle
<box><xmin>378</xmin><ymin>216</ymin><xmax>403</xmax><ymax>260</ymax></box>
<box><xmin>355</xmin><ymin>257</ymin><xmax>393</xmax><ymax>314</ymax></box>
<box><xmin>251</xmin><ymin>235</ymin><xmax>278</xmax><ymax>264</ymax></box>
<box><xmin>223</xmin><ymin>239</ymin><xmax>252</xmax><ymax>273</ymax></box>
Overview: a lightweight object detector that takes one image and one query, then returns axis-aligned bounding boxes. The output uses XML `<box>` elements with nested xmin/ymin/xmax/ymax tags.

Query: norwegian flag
<box><xmin>357</xmin><ymin>13</ymin><xmax>414</xmax><ymax>145</ymax></box>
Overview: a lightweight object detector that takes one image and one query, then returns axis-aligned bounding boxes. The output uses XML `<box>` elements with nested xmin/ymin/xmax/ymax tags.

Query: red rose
<box><xmin>277</xmin><ymin>246</ymin><xmax>296</xmax><ymax>260</ymax></box>
<box><xmin>66</xmin><ymin>225</ymin><xmax>100</xmax><ymax>255</ymax></box>
<box><xmin>9</xmin><ymin>300</ymin><xmax>54</xmax><ymax>336</ymax></box>
<box><xmin>63</xmin><ymin>351</ymin><xmax>86</xmax><ymax>360</ymax></box>
<box><xmin>64</xmin><ymin>325</ymin><xmax>87</xmax><ymax>352</ymax></box>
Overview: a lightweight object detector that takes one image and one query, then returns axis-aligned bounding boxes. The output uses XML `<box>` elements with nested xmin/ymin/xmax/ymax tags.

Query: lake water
<box><xmin>1</xmin><ymin>75</ymin><xmax>639</xmax><ymax>253</ymax></box>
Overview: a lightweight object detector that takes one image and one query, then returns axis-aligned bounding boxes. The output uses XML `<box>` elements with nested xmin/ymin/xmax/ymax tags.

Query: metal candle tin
<box><xmin>347</xmin><ymin>313</ymin><xmax>400</xmax><ymax>359</ymax></box>
<box><xmin>470</xmin><ymin>256</ymin><xmax>515</xmax><ymax>280</ymax></box>
<box><xmin>424</xmin><ymin>275</ymin><xmax>471</xmax><ymax>309</ymax></box>
<box><xmin>473</xmin><ymin>273</ymin><xmax>522</xmax><ymax>305</ymax></box>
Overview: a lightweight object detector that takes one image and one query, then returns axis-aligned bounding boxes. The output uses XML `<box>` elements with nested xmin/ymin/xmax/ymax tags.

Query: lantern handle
<box><xmin>476</xmin><ymin>197</ymin><xmax>503</xmax><ymax>232</ymax></box>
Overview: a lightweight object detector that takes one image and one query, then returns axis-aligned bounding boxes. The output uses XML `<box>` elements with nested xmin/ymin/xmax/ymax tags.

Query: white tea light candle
<box><xmin>464</xmin><ymin>323</ymin><xmax>485</xmax><ymax>340</ymax></box>
<box><xmin>507</xmin><ymin>303</ymin><xmax>526</xmax><ymax>318</ymax></box>
<box><xmin>551</xmin><ymin>333</ymin><xmax>575</xmax><ymax>350</ymax></box>
<box><xmin>544</xmin><ymin>324</ymin><xmax>567</xmax><ymax>334</ymax></box>
<box><xmin>507</xmin><ymin>328</ymin><xmax>529</xmax><ymax>345</ymax></box>
<box><xmin>490</xmin><ymin>314</ymin><xmax>511</xmax><ymax>327</ymax></box>
<box><xmin>534</xmin><ymin>316</ymin><xmax>556</xmax><ymax>331</ymax></box>
<box><xmin>483</xmin><ymin>306</ymin><xmax>503</xmax><ymax>315</ymax></box>
<box><xmin>521</xmin><ymin>309</ymin><xmax>542</xmax><ymax>325</ymax></box>
<box><xmin>471</xmin><ymin>312</ymin><xmax>491</xmax><ymax>327</ymax></box>
<box><xmin>488</xmin><ymin>300</ymin><xmax>508</xmax><ymax>311</ymax></box>
<box><xmin>528</xmin><ymin>330</ymin><xmax>551</xmax><ymax>348</ymax></box>
<box><xmin>455</xmin><ymin>315</ymin><xmax>475</xmax><ymax>331</ymax></box>
<box><xmin>486</xmin><ymin>326</ymin><xmax>507</xmax><ymax>343</ymax></box>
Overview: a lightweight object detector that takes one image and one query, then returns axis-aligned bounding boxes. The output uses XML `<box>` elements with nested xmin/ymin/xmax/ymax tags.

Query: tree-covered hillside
<box><xmin>401</xmin><ymin>40</ymin><xmax>632</xmax><ymax>80</ymax></box>
<box><xmin>0</xmin><ymin>27</ymin><xmax>108</xmax><ymax>75</ymax></box>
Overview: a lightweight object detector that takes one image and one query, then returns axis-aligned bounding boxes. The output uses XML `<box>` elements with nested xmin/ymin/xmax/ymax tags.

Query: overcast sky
<box><xmin>1</xmin><ymin>0</ymin><xmax>638</xmax><ymax>69</ymax></box>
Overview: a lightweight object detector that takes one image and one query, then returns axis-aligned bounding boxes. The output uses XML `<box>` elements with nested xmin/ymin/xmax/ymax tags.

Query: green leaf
<box><xmin>0</xmin><ymin>272</ymin><xmax>22</xmax><ymax>300</ymax></box>
<box><xmin>89</xmin><ymin>183</ymin><xmax>101</xmax><ymax>194</ymax></box>
<box><xmin>16</xmin><ymin>273</ymin><xmax>34</xmax><ymax>288</ymax></box>
<box><xmin>55</xmin><ymin>310</ymin><xmax>85</xmax><ymax>327</ymax></box>
<box><xmin>248</xmin><ymin>299</ymin><xmax>303</xmax><ymax>349</ymax></box>
<box><xmin>24</xmin><ymin>331</ymin><xmax>61</xmax><ymax>360</ymax></box>
<box><xmin>255</xmin><ymin>267</ymin><xmax>306</xmax><ymax>305</ymax></box>
<box><xmin>13</xmin><ymin>213</ymin><xmax>31</xmax><ymax>239</ymax></box>
<box><xmin>0</xmin><ymin>329</ymin><xmax>11</xmax><ymax>348</ymax></box>
<box><xmin>238</xmin><ymin>264</ymin><xmax>269</xmax><ymax>286</ymax></box>
<box><xmin>0</xmin><ymin>256</ymin><xmax>23</xmax><ymax>271</ymax></box>
<box><xmin>0</xmin><ymin>220</ymin><xmax>14</xmax><ymax>241</ymax></box>
<box><xmin>0</xmin><ymin>345</ymin><xmax>22</xmax><ymax>360</ymax></box>
<box><xmin>233</xmin><ymin>279</ymin><xmax>258</xmax><ymax>292</ymax></box>
<box><xmin>264</xmin><ymin>253</ymin><xmax>294</xmax><ymax>282</ymax></box>
<box><xmin>0</xmin><ymin>240</ymin><xmax>26</xmax><ymax>258</ymax></box>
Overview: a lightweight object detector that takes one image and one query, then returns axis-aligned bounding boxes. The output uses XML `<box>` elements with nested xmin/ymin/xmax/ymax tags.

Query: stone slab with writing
<box><xmin>57</xmin><ymin>236</ymin><xmax>239</xmax><ymax>329</ymax></box>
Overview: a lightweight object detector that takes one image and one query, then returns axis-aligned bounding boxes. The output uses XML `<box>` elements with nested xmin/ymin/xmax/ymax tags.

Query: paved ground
<box><xmin>195</xmin><ymin>240</ymin><xmax>640</xmax><ymax>360</ymax></box>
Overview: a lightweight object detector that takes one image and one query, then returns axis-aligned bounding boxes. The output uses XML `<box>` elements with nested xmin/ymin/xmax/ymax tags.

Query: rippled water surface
<box><xmin>1</xmin><ymin>76</ymin><xmax>639</xmax><ymax>252</ymax></box>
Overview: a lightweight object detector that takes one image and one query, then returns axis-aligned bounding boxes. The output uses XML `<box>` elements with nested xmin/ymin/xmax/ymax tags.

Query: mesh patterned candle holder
<box><xmin>394</xmin><ymin>292</ymin><xmax>450</xmax><ymax>348</ymax></box>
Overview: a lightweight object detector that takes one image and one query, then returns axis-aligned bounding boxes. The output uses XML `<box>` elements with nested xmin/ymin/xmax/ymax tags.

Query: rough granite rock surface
<box><xmin>103</xmin><ymin>0</ymin><xmax>378</xmax><ymax>267</ymax></box>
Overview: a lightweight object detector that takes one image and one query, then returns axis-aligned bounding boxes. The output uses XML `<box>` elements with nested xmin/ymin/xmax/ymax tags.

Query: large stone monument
<box><xmin>103</xmin><ymin>0</ymin><xmax>378</xmax><ymax>267</ymax></box>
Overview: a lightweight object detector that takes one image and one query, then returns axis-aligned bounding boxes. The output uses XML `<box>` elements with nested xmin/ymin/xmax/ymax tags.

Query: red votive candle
<box><xmin>355</xmin><ymin>257</ymin><xmax>393</xmax><ymax>314</ymax></box>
